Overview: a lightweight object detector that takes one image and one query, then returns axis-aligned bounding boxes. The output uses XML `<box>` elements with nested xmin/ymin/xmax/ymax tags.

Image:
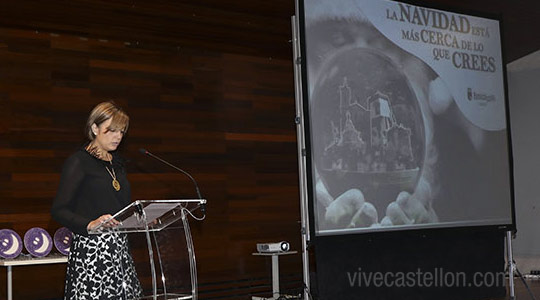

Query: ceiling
<box><xmin>0</xmin><ymin>0</ymin><xmax>537</xmax><ymax>63</ymax></box>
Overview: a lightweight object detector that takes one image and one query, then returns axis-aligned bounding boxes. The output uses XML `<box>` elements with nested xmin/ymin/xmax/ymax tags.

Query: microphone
<box><xmin>139</xmin><ymin>148</ymin><xmax>204</xmax><ymax>204</ymax></box>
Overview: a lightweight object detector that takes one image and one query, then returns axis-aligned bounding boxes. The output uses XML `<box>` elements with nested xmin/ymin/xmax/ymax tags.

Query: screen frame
<box><xmin>296</xmin><ymin>0</ymin><xmax>517</xmax><ymax>241</ymax></box>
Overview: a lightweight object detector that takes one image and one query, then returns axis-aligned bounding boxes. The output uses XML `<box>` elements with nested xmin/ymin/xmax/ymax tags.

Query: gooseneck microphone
<box><xmin>139</xmin><ymin>148</ymin><xmax>203</xmax><ymax>201</ymax></box>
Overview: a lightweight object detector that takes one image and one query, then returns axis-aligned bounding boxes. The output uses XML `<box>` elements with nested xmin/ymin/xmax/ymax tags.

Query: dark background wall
<box><xmin>0</xmin><ymin>1</ymin><xmax>539</xmax><ymax>299</ymax></box>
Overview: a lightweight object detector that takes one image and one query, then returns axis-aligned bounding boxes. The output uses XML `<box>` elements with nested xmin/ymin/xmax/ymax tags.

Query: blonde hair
<box><xmin>85</xmin><ymin>101</ymin><xmax>129</xmax><ymax>140</ymax></box>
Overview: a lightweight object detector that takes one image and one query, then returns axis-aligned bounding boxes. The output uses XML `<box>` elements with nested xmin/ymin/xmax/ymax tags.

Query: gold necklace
<box><xmin>86</xmin><ymin>144</ymin><xmax>120</xmax><ymax>191</ymax></box>
<box><xmin>105</xmin><ymin>160</ymin><xmax>121</xmax><ymax>192</ymax></box>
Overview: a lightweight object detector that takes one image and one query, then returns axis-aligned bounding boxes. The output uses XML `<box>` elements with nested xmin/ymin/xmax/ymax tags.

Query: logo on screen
<box><xmin>466</xmin><ymin>88</ymin><xmax>496</xmax><ymax>106</ymax></box>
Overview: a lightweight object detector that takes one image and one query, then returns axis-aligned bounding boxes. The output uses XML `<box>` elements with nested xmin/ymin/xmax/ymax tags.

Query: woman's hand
<box><xmin>87</xmin><ymin>214</ymin><xmax>119</xmax><ymax>231</ymax></box>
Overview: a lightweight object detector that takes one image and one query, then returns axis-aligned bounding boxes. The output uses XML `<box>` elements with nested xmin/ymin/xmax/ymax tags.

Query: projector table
<box><xmin>252</xmin><ymin>251</ymin><xmax>298</xmax><ymax>300</ymax></box>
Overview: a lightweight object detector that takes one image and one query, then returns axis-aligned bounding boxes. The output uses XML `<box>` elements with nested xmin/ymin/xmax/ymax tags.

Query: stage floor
<box><xmin>493</xmin><ymin>278</ymin><xmax>540</xmax><ymax>299</ymax></box>
<box><xmin>34</xmin><ymin>278</ymin><xmax>540</xmax><ymax>300</ymax></box>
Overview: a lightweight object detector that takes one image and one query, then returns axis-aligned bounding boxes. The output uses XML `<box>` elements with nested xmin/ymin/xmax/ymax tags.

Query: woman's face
<box><xmin>91</xmin><ymin>118</ymin><xmax>125</xmax><ymax>152</ymax></box>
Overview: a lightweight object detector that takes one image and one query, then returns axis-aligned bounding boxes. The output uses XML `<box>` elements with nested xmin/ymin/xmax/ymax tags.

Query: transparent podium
<box><xmin>89</xmin><ymin>199</ymin><xmax>206</xmax><ymax>300</ymax></box>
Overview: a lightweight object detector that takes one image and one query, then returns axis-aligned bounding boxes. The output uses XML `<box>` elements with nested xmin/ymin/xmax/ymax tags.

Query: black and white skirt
<box><xmin>64</xmin><ymin>232</ymin><xmax>143</xmax><ymax>300</ymax></box>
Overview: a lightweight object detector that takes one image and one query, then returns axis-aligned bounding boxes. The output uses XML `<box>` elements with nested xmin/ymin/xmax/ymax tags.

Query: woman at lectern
<box><xmin>51</xmin><ymin>101</ymin><xmax>142</xmax><ymax>299</ymax></box>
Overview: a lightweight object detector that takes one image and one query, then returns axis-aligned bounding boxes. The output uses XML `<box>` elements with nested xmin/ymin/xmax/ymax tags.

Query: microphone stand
<box><xmin>139</xmin><ymin>148</ymin><xmax>205</xmax><ymax>214</ymax></box>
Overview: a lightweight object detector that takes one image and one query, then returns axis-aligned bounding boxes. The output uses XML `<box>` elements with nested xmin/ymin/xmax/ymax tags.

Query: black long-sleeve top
<box><xmin>51</xmin><ymin>148</ymin><xmax>131</xmax><ymax>235</ymax></box>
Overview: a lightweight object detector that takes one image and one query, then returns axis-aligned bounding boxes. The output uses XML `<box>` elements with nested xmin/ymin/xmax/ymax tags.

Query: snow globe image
<box><xmin>311</xmin><ymin>47</ymin><xmax>425</xmax><ymax>216</ymax></box>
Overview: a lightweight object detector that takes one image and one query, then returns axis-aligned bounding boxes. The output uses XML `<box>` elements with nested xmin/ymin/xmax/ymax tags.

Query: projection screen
<box><xmin>299</xmin><ymin>0</ymin><xmax>515</xmax><ymax>236</ymax></box>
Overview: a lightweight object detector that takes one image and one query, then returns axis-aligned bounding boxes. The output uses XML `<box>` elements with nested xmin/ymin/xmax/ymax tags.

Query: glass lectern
<box><xmin>89</xmin><ymin>199</ymin><xmax>206</xmax><ymax>300</ymax></box>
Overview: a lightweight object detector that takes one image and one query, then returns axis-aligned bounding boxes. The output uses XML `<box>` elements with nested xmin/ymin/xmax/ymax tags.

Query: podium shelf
<box><xmin>139</xmin><ymin>293</ymin><xmax>193</xmax><ymax>300</ymax></box>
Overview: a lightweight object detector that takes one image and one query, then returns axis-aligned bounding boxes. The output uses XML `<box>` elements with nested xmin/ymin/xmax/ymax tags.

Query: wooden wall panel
<box><xmin>0</xmin><ymin>25</ymin><xmax>300</xmax><ymax>299</ymax></box>
<box><xmin>0</xmin><ymin>0</ymin><xmax>538</xmax><ymax>63</ymax></box>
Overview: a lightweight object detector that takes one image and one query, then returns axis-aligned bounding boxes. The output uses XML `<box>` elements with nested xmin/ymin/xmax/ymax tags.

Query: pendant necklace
<box><xmin>105</xmin><ymin>160</ymin><xmax>121</xmax><ymax>192</ymax></box>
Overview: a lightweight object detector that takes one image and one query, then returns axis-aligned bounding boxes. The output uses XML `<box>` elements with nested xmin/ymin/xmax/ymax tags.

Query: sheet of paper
<box><xmin>117</xmin><ymin>203</ymin><xmax>180</xmax><ymax>229</ymax></box>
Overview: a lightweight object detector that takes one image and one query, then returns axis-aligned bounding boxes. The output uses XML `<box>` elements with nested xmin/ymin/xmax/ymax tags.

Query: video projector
<box><xmin>256</xmin><ymin>241</ymin><xmax>290</xmax><ymax>253</ymax></box>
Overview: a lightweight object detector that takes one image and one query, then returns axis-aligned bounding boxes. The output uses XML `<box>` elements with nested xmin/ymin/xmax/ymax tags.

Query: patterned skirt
<box><xmin>64</xmin><ymin>232</ymin><xmax>143</xmax><ymax>300</ymax></box>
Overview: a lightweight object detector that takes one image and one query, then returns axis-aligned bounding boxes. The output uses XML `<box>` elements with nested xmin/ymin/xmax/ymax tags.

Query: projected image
<box><xmin>313</xmin><ymin>49</ymin><xmax>427</xmax><ymax>228</ymax></box>
<box><xmin>303</xmin><ymin>0</ymin><xmax>513</xmax><ymax>235</ymax></box>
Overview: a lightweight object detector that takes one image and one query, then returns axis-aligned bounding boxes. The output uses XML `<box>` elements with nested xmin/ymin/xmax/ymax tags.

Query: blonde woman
<box><xmin>51</xmin><ymin>101</ymin><xmax>142</xmax><ymax>299</ymax></box>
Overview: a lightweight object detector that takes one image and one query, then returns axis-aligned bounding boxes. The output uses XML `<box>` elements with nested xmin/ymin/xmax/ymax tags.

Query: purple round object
<box><xmin>24</xmin><ymin>227</ymin><xmax>53</xmax><ymax>257</ymax></box>
<box><xmin>0</xmin><ymin>229</ymin><xmax>23</xmax><ymax>259</ymax></box>
<box><xmin>53</xmin><ymin>227</ymin><xmax>72</xmax><ymax>256</ymax></box>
